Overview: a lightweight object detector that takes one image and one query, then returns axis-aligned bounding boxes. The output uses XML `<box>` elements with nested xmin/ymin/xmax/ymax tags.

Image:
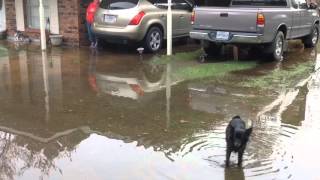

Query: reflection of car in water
<box><xmin>95</xmin><ymin>63</ymin><xmax>170</xmax><ymax>100</ymax></box>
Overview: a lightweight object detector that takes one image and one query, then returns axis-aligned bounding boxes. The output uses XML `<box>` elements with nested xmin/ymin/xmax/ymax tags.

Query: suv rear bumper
<box><xmin>190</xmin><ymin>30</ymin><xmax>264</xmax><ymax>44</ymax></box>
<box><xmin>93</xmin><ymin>23</ymin><xmax>146</xmax><ymax>43</ymax></box>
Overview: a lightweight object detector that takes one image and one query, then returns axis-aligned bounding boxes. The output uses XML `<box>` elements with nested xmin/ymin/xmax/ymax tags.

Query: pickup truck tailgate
<box><xmin>193</xmin><ymin>7</ymin><xmax>259</xmax><ymax>33</ymax></box>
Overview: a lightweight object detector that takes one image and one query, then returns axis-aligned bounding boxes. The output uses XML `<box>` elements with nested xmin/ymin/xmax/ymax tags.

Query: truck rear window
<box><xmin>195</xmin><ymin>0</ymin><xmax>287</xmax><ymax>6</ymax></box>
<box><xmin>197</xmin><ymin>0</ymin><xmax>231</xmax><ymax>6</ymax></box>
<box><xmin>232</xmin><ymin>0</ymin><xmax>287</xmax><ymax>6</ymax></box>
<box><xmin>100</xmin><ymin>0</ymin><xmax>139</xmax><ymax>10</ymax></box>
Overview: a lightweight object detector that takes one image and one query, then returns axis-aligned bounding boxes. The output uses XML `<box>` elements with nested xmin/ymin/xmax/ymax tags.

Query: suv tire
<box><xmin>144</xmin><ymin>27</ymin><xmax>163</xmax><ymax>53</ymax></box>
<box><xmin>266</xmin><ymin>31</ymin><xmax>284</xmax><ymax>61</ymax></box>
<box><xmin>303</xmin><ymin>25</ymin><xmax>319</xmax><ymax>48</ymax></box>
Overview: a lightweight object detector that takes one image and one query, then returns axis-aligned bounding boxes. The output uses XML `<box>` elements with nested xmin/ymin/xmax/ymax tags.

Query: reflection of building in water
<box><xmin>0</xmin><ymin>48</ymin><xmax>69</xmax><ymax>132</ymax></box>
<box><xmin>0</xmin><ymin>48</ymin><xmax>11</xmax><ymax>97</ymax></box>
<box><xmin>0</xmin><ymin>49</ymin><xmax>64</xmax><ymax>114</ymax></box>
<box><xmin>0</xmin><ymin>50</ymin><xmax>28</xmax><ymax>101</ymax></box>
<box><xmin>18</xmin><ymin>51</ymin><xmax>30</xmax><ymax>103</ymax></box>
<box><xmin>0</xmin><ymin>48</ymin><xmax>85</xmax><ymax>179</ymax></box>
<box><xmin>48</xmin><ymin>49</ymin><xmax>63</xmax><ymax>111</ymax></box>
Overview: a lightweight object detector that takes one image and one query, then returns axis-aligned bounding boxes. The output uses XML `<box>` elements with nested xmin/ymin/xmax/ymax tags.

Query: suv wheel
<box><xmin>144</xmin><ymin>27</ymin><xmax>163</xmax><ymax>53</ymax></box>
<box><xmin>266</xmin><ymin>31</ymin><xmax>284</xmax><ymax>61</ymax></box>
<box><xmin>304</xmin><ymin>25</ymin><xmax>319</xmax><ymax>48</ymax></box>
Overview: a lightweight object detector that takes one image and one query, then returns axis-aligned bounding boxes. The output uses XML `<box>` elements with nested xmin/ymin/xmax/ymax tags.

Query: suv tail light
<box><xmin>257</xmin><ymin>13</ymin><xmax>265</xmax><ymax>27</ymax></box>
<box><xmin>191</xmin><ymin>10</ymin><xmax>195</xmax><ymax>25</ymax></box>
<box><xmin>129</xmin><ymin>11</ymin><xmax>145</xmax><ymax>25</ymax></box>
<box><xmin>129</xmin><ymin>84</ymin><xmax>144</xmax><ymax>96</ymax></box>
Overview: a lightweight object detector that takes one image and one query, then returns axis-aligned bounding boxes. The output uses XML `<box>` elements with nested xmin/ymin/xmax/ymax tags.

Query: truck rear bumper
<box><xmin>190</xmin><ymin>30</ymin><xmax>264</xmax><ymax>44</ymax></box>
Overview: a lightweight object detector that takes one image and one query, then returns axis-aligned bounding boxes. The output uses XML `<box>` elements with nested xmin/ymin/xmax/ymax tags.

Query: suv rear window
<box><xmin>100</xmin><ymin>0</ymin><xmax>139</xmax><ymax>10</ymax></box>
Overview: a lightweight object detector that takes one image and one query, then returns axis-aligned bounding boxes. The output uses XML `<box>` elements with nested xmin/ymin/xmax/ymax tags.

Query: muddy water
<box><xmin>0</xmin><ymin>41</ymin><xmax>319</xmax><ymax>180</ymax></box>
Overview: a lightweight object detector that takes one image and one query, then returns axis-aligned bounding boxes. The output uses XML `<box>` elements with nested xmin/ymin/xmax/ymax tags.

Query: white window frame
<box><xmin>26</xmin><ymin>0</ymin><xmax>50</xmax><ymax>29</ymax></box>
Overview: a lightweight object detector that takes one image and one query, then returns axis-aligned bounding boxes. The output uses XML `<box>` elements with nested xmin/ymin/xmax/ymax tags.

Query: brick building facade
<box><xmin>4</xmin><ymin>0</ymin><xmax>90</xmax><ymax>46</ymax></box>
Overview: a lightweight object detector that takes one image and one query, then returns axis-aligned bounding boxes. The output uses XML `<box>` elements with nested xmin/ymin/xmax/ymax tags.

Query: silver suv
<box><xmin>93</xmin><ymin>0</ymin><xmax>194</xmax><ymax>52</ymax></box>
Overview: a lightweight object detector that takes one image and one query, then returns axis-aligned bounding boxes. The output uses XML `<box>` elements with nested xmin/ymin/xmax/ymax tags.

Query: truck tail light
<box><xmin>129</xmin><ymin>11</ymin><xmax>145</xmax><ymax>25</ymax></box>
<box><xmin>257</xmin><ymin>13</ymin><xmax>265</xmax><ymax>27</ymax></box>
<box><xmin>191</xmin><ymin>10</ymin><xmax>195</xmax><ymax>25</ymax></box>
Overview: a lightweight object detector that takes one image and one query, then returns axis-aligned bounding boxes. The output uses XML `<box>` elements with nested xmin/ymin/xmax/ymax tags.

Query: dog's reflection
<box><xmin>225</xmin><ymin>167</ymin><xmax>245</xmax><ymax>180</ymax></box>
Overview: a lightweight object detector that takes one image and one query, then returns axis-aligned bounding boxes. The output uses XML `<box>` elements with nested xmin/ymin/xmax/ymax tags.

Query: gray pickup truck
<box><xmin>190</xmin><ymin>0</ymin><xmax>320</xmax><ymax>60</ymax></box>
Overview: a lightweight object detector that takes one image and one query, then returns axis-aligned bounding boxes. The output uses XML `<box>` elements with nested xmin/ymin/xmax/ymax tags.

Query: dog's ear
<box><xmin>226</xmin><ymin>125</ymin><xmax>233</xmax><ymax>140</ymax></box>
<box><xmin>232</xmin><ymin>115</ymin><xmax>241</xmax><ymax>119</ymax></box>
<box><xmin>245</xmin><ymin>127</ymin><xmax>253</xmax><ymax>137</ymax></box>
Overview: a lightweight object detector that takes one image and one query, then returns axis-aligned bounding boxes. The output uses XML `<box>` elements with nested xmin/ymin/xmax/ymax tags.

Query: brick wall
<box><xmin>5</xmin><ymin>0</ymin><xmax>16</xmax><ymax>37</ymax></box>
<box><xmin>58</xmin><ymin>0</ymin><xmax>81</xmax><ymax>46</ymax></box>
<box><xmin>4</xmin><ymin>0</ymin><xmax>88</xmax><ymax>46</ymax></box>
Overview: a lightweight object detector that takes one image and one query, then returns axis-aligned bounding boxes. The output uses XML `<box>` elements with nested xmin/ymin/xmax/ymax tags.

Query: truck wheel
<box><xmin>204</xmin><ymin>43</ymin><xmax>222</xmax><ymax>56</ymax></box>
<box><xmin>303</xmin><ymin>25</ymin><xmax>319</xmax><ymax>48</ymax></box>
<box><xmin>267</xmin><ymin>31</ymin><xmax>284</xmax><ymax>61</ymax></box>
<box><xmin>144</xmin><ymin>27</ymin><xmax>163</xmax><ymax>53</ymax></box>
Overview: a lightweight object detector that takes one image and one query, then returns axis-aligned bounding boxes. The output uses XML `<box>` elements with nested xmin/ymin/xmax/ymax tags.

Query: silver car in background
<box><xmin>93</xmin><ymin>0</ymin><xmax>194</xmax><ymax>52</ymax></box>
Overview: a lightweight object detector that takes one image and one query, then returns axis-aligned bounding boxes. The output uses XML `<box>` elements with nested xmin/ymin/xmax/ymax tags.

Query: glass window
<box><xmin>297</xmin><ymin>0</ymin><xmax>308</xmax><ymax>9</ymax></box>
<box><xmin>156</xmin><ymin>0</ymin><xmax>169</xmax><ymax>3</ymax></box>
<box><xmin>26</xmin><ymin>0</ymin><xmax>50</xmax><ymax>29</ymax></box>
<box><xmin>291</xmin><ymin>0</ymin><xmax>299</xmax><ymax>8</ymax></box>
<box><xmin>146</xmin><ymin>0</ymin><xmax>157</xmax><ymax>4</ymax></box>
<box><xmin>203</xmin><ymin>0</ymin><xmax>231</xmax><ymax>6</ymax></box>
<box><xmin>153</xmin><ymin>0</ymin><xmax>169</xmax><ymax>9</ymax></box>
<box><xmin>100</xmin><ymin>0</ymin><xmax>139</xmax><ymax>10</ymax></box>
<box><xmin>231</xmin><ymin>0</ymin><xmax>287</xmax><ymax>6</ymax></box>
<box><xmin>172</xmin><ymin>0</ymin><xmax>193</xmax><ymax>10</ymax></box>
<box><xmin>152</xmin><ymin>0</ymin><xmax>194</xmax><ymax>10</ymax></box>
<box><xmin>194</xmin><ymin>0</ymin><xmax>205</xmax><ymax>6</ymax></box>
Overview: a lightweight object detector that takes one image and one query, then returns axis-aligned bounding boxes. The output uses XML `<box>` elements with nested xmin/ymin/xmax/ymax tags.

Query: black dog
<box><xmin>226</xmin><ymin>116</ymin><xmax>252</xmax><ymax>167</ymax></box>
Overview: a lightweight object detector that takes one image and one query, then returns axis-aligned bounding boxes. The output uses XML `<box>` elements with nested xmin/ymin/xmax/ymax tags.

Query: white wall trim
<box><xmin>0</xmin><ymin>0</ymin><xmax>6</xmax><ymax>31</ymax></box>
<box><xmin>15</xmin><ymin>0</ymin><xmax>25</xmax><ymax>31</ymax></box>
<box><xmin>49</xmin><ymin>0</ymin><xmax>59</xmax><ymax>34</ymax></box>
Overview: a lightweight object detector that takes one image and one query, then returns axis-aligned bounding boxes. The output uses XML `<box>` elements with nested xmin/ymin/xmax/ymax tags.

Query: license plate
<box><xmin>216</xmin><ymin>31</ymin><xmax>229</xmax><ymax>40</ymax></box>
<box><xmin>104</xmin><ymin>15</ymin><xmax>117</xmax><ymax>23</ymax></box>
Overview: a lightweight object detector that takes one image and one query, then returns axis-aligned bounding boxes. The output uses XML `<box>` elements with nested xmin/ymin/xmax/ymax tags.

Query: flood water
<box><xmin>0</xmin><ymin>41</ymin><xmax>319</xmax><ymax>180</ymax></box>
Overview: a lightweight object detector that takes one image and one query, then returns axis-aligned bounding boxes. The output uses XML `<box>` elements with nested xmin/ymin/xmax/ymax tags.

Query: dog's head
<box><xmin>233</xmin><ymin>127</ymin><xmax>252</xmax><ymax>149</ymax></box>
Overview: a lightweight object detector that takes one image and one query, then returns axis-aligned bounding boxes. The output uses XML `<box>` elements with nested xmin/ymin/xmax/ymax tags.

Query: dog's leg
<box><xmin>226</xmin><ymin>148</ymin><xmax>231</xmax><ymax>167</ymax></box>
<box><xmin>238</xmin><ymin>148</ymin><xmax>244</xmax><ymax>167</ymax></box>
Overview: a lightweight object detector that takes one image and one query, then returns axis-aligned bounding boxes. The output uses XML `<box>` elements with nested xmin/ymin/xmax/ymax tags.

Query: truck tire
<box><xmin>266</xmin><ymin>31</ymin><xmax>285</xmax><ymax>61</ymax></box>
<box><xmin>144</xmin><ymin>27</ymin><xmax>163</xmax><ymax>53</ymax></box>
<box><xmin>303</xmin><ymin>25</ymin><xmax>319</xmax><ymax>48</ymax></box>
<box><xmin>204</xmin><ymin>43</ymin><xmax>222</xmax><ymax>56</ymax></box>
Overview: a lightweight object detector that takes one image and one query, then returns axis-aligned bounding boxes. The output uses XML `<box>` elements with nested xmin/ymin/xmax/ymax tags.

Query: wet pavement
<box><xmin>0</xmin><ymin>41</ymin><xmax>320</xmax><ymax>180</ymax></box>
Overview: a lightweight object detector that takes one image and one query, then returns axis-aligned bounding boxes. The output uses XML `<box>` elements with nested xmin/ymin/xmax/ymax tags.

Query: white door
<box><xmin>0</xmin><ymin>0</ymin><xmax>6</xmax><ymax>32</ymax></box>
